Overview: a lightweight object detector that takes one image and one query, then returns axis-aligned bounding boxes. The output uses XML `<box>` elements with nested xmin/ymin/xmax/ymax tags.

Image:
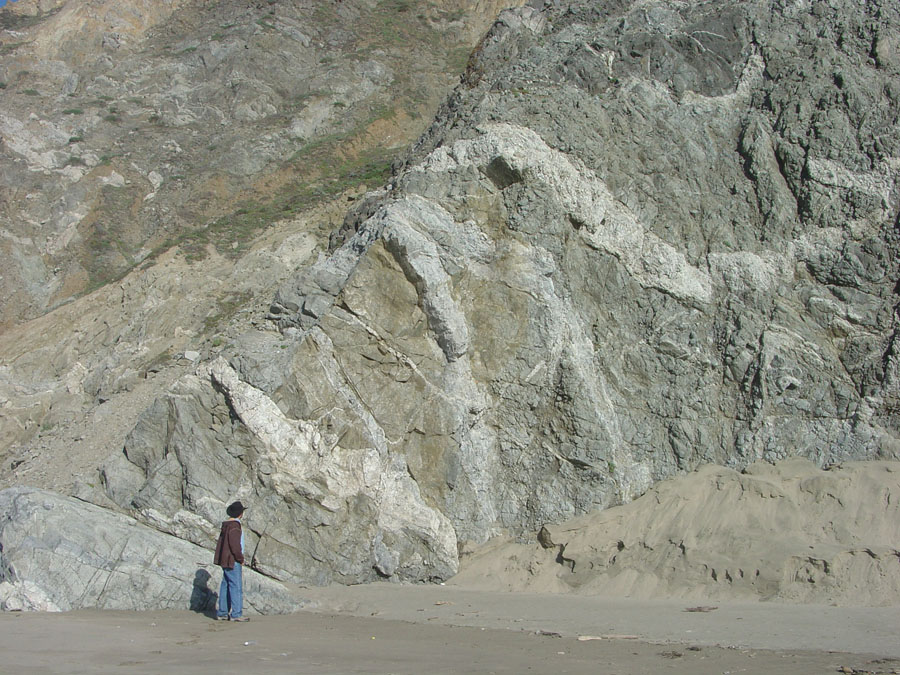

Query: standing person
<box><xmin>213</xmin><ymin>501</ymin><xmax>249</xmax><ymax>622</ymax></box>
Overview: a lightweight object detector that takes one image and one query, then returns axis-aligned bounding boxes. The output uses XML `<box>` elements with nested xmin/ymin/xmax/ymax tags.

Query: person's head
<box><xmin>226</xmin><ymin>501</ymin><xmax>246</xmax><ymax>519</ymax></box>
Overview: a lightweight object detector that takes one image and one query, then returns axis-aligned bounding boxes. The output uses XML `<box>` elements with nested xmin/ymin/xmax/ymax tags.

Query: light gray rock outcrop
<box><xmin>0</xmin><ymin>487</ymin><xmax>304</xmax><ymax>612</ymax></box>
<box><xmin>98</xmin><ymin>357</ymin><xmax>458</xmax><ymax>585</ymax></box>
<box><xmin>98</xmin><ymin>0</ymin><xmax>899</xmax><ymax>588</ymax></box>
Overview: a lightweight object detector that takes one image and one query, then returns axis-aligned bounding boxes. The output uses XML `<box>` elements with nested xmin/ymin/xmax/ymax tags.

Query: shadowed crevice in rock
<box><xmin>481</xmin><ymin>156</ymin><xmax>524</xmax><ymax>190</ymax></box>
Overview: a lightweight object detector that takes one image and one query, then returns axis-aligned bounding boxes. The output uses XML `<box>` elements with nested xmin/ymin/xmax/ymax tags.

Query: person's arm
<box><xmin>227</xmin><ymin>525</ymin><xmax>245</xmax><ymax>565</ymax></box>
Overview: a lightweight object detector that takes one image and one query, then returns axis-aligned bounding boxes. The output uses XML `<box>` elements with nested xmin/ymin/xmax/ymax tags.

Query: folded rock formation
<box><xmin>8</xmin><ymin>0</ymin><xmax>899</xmax><ymax>600</ymax></box>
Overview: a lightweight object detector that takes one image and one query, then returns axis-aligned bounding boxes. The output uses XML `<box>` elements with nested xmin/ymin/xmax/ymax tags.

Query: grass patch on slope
<box><xmin>170</xmin><ymin>144</ymin><xmax>393</xmax><ymax>263</ymax></box>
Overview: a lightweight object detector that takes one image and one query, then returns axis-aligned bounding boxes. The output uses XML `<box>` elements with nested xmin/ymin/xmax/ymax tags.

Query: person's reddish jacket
<box><xmin>213</xmin><ymin>519</ymin><xmax>244</xmax><ymax>568</ymax></box>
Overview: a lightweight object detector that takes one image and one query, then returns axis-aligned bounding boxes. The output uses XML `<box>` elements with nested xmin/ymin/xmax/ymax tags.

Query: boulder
<box><xmin>0</xmin><ymin>487</ymin><xmax>304</xmax><ymax>613</ymax></box>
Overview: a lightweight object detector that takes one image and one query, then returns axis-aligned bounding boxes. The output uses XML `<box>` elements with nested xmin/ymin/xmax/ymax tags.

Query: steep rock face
<box><xmin>102</xmin><ymin>0</ymin><xmax>900</xmax><ymax>585</ymax></box>
<box><xmin>0</xmin><ymin>0</ymin><xmax>522</xmax><ymax>470</ymax></box>
<box><xmin>100</xmin><ymin>356</ymin><xmax>458</xmax><ymax>584</ymax></box>
<box><xmin>0</xmin><ymin>215</ymin><xmax>322</xmax><ymax>469</ymax></box>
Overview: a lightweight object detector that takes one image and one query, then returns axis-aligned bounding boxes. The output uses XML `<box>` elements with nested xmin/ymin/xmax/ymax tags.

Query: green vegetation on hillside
<box><xmin>4</xmin><ymin>0</ymin><xmax>493</xmax><ymax>323</ymax></box>
<box><xmin>173</xmin><ymin>144</ymin><xmax>394</xmax><ymax>263</ymax></box>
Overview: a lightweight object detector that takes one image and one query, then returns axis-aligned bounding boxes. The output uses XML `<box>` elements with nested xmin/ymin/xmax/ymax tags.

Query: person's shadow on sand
<box><xmin>190</xmin><ymin>568</ymin><xmax>218</xmax><ymax>618</ymax></box>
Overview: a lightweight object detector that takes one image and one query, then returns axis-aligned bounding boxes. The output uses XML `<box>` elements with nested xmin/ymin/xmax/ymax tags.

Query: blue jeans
<box><xmin>217</xmin><ymin>564</ymin><xmax>243</xmax><ymax>619</ymax></box>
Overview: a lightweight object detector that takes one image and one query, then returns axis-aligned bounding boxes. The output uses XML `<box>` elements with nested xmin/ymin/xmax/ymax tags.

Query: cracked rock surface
<box><xmin>0</xmin><ymin>487</ymin><xmax>304</xmax><ymax>612</ymax></box>
<box><xmin>96</xmin><ymin>0</ymin><xmax>900</xmax><ymax>588</ymax></box>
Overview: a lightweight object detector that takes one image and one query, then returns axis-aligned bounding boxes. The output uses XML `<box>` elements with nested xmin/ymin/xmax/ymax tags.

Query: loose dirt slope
<box><xmin>452</xmin><ymin>458</ymin><xmax>900</xmax><ymax>606</ymax></box>
<box><xmin>0</xmin><ymin>0</ymin><xmax>522</xmax><ymax>473</ymax></box>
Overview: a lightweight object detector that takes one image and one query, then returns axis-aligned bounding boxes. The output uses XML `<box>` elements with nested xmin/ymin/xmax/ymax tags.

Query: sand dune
<box><xmin>452</xmin><ymin>459</ymin><xmax>900</xmax><ymax>606</ymax></box>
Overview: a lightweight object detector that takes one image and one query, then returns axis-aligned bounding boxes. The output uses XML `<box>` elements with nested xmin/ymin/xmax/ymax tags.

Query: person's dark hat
<box><xmin>226</xmin><ymin>501</ymin><xmax>246</xmax><ymax>518</ymax></box>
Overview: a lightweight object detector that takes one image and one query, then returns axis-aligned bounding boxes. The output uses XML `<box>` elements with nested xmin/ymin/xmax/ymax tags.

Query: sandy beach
<box><xmin>3</xmin><ymin>458</ymin><xmax>898</xmax><ymax>673</ymax></box>
<box><xmin>2</xmin><ymin>583</ymin><xmax>898</xmax><ymax>674</ymax></box>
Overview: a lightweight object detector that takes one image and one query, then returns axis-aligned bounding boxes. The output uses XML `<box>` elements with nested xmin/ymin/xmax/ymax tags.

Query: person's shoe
<box><xmin>216</xmin><ymin>616</ymin><xmax>229</xmax><ymax>621</ymax></box>
<box><xmin>230</xmin><ymin>616</ymin><xmax>250</xmax><ymax>622</ymax></box>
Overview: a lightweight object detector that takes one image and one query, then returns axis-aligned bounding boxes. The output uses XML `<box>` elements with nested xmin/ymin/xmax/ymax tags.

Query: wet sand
<box><xmin>1</xmin><ymin>583</ymin><xmax>898</xmax><ymax>674</ymax></box>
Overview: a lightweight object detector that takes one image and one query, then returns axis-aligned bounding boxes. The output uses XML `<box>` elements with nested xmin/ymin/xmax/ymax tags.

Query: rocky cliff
<box><xmin>2</xmin><ymin>0</ymin><xmax>900</xmax><ymax>605</ymax></box>
<box><xmin>94</xmin><ymin>0</ymin><xmax>900</xmax><ymax>588</ymax></box>
<box><xmin>0</xmin><ymin>487</ymin><xmax>306</xmax><ymax>612</ymax></box>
